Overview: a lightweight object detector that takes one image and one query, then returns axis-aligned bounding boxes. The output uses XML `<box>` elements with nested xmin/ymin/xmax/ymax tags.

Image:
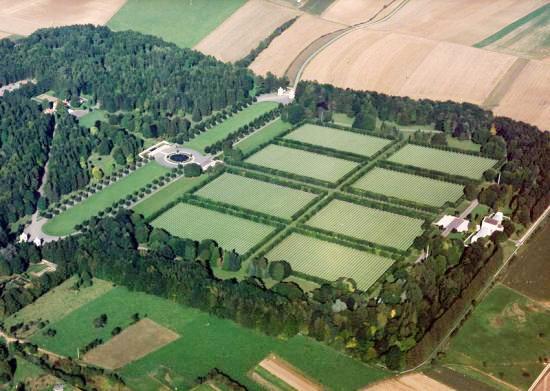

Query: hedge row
<box><xmin>407</xmin><ymin>139</ymin><xmax>489</xmax><ymax>158</ymax></box>
<box><xmin>379</xmin><ymin>159</ymin><xmax>477</xmax><ymax>186</ymax></box>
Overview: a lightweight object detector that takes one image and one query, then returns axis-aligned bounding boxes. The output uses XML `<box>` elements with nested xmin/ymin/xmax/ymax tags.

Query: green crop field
<box><xmin>306</xmin><ymin>199</ymin><xmax>424</xmax><ymax>251</ymax></box>
<box><xmin>235</xmin><ymin>118</ymin><xmax>292</xmax><ymax>155</ymax></box>
<box><xmin>23</xmin><ymin>282</ymin><xmax>388</xmax><ymax>390</ymax></box>
<box><xmin>107</xmin><ymin>0</ymin><xmax>246</xmax><ymax>48</ymax></box>
<box><xmin>387</xmin><ymin>144</ymin><xmax>497</xmax><ymax>179</ymax></box>
<box><xmin>352</xmin><ymin>167</ymin><xmax>464</xmax><ymax>207</ymax></box>
<box><xmin>194</xmin><ymin>173</ymin><xmax>318</xmax><ymax>219</ymax></box>
<box><xmin>185</xmin><ymin>102</ymin><xmax>278</xmax><ymax>153</ymax></box>
<box><xmin>43</xmin><ymin>162</ymin><xmax>170</xmax><ymax>236</ymax></box>
<box><xmin>266</xmin><ymin>233</ymin><xmax>394</xmax><ymax>290</ymax></box>
<box><xmin>245</xmin><ymin>144</ymin><xmax>359</xmax><ymax>183</ymax></box>
<box><xmin>284</xmin><ymin>124</ymin><xmax>391</xmax><ymax>157</ymax></box>
<box><xmin>151</xmin><ymin>202</ymin><xmax>276</xmax><ymax>254</ymax></box>
<box><xmin>443</xmin><ymin>284</ymin><xmax>550</xmax><ymax>390</ymax></box>
<box><xmin>133</xmin><ymin>174</ymin><xmax>211</xmax><ymax>219</ymax></box>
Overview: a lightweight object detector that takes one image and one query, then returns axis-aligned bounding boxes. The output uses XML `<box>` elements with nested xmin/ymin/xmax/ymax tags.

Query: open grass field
<box><xmin>132</xmin><ymin>174</ymin><xmax>211</xmax><ymax>219</ymax></box>
<box><xmin>332</xmin><ymin>112</ymin><xmax>354</xmax><ymax>127</ymax></box>
<box><xmin>4</xmin><ymin>277</ymin><xmax>113</xmax><ymax>331</ymax></box>
<box><xmin>306</xmin><ymin>199</ymin><xmax>423</xmax><ymax>251</ymax></box>
<box><xmin>235</xmin><ymin>118</ymin><xmax>292</xmax><ymax>155</ymax></box>
<box><xmin>195</xmin><ymin>0</ymin><xmax>300</xmax><ymax>62</ymax></box>
<box><xmin>107</xmin><ymin>0</ymin><xmax>245</xmax><ymax>48</ymax></box>
<box><xmin>78</xmin><ymin>109</ymin><xmax>107</xmax><ymax>129</ymax></box>
<box><xmin>43</xmin><ymin>162</ymin><xmax>170</xmax><ymax>236</ymax></box>
<box><xmin>446</xmin><ymin>136</ymin><xmax>481</xmax><ymax>152</ymax></box>
<box><xmin>245</xmin><ymin>144</ymin><xmax>359</xmax><ymax>183</ymax></box>
<box><xmin>352</xmin><ymin>167</ymin><xmax>464</xmax><ymax>207</ymax></box>
<box><xmin>151</xmin><ymin>202</ymin><xmax>276</xmax><ymax>254</ymax></box>
<box><xmin>284</xmin><ymin>124</ymin><xmax>391</xmax><ymax>157</ymax></box>
<box><xmin>249</xmin><ymin>14</ymin><xmax>344</xmax><ymax>77</ymax></box>
<box><xmin>266</xmin><ymin>233</ymin><xmax>394</xmax><ymax>290</ymax></box>
<box><xmin>0</xmin><ymin>0</ymin><xmax>126</xmax><ymax>36</ymax></box>
<box><xmin>185</xmin><ymin>101</ymin><xmax>278</xmax><ymax>153</ymax></box>
<box><xmin>442</xmin><ymin>283</ymin><xmax>550</xmax><ymax>390</ymax></box>
<box><xmin>194</xmin><ymin>173</ymin><xmax>318</xmax><ymax>219</ymax></box>
<box><xmin>387</xmin><ymin>144</ymin><xmax>497</xmax><ymax>179</ymax></box>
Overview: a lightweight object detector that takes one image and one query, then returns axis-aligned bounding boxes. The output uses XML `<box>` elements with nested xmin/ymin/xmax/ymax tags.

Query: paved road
<box><xmin>441</xmin><ymin>199</ymin><xmax>478</xmax><ymax>237</ymax></box>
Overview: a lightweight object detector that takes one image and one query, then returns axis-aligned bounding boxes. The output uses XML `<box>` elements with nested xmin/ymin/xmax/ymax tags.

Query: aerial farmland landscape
<box><xmin>0</xmin><ymin>0</ymin><xmax>548</xmax><ymax>390</ymax></box>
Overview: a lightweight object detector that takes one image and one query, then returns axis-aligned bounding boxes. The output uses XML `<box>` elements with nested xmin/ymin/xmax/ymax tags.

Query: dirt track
<box><xmin>259</xmin><ymin>354</ymin><xmax>322</xmax><ymax>391</ymax></box>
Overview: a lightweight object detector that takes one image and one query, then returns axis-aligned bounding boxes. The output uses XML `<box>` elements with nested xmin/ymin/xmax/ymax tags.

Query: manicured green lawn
<box><xmin>443</xmin><ymin>284</ymin><xmax>550</xmax><ymax>390</ymax></box>
<box><xmin>387</xmin><ymin>144</ymin><xmax>497</xmax><ymax>179</ymax></box>
<box><xmin>266</xmin><ymin>233</ymin><xmax>394</xmax><ymax>290</ymax></box>
<box><xmin>133</xmin><ymin>174</ymin><xmax>211</xmax><ymax>219</ymax></box>
<box><xmin>151</xmin><ymin>202</ymin><xmax>276</xmax><ymax>254</ymax></box>
<box><xmin>185</xmin><ymin>102</ymin><xmax>278</xmax><ymax>153</ymax></box>
<box><xmin>107</xmin><ymin>0</ymin><xmax>246</xmax><ymax>48</ymax></box>
<box><xmin>352</xmin><ymin>167</ymin><xmax>464</xmax><ymax>207</ymax></box>
<box><xmin>236</xmin><ymin>118</ymin><xmax>292</xmax><ymax>155</ymax></box>
<box><xmin>332</xmin><ymin>113</ymin><xmax>354</xmax><ymax>127</ymax></box>
<box><xmin>306</xmin><ymin>199</ymin><xmax>424</xmax><ymax>251</ymax></box>
<box><xmin>43</xmin><ymin>162</ymin><xmax>170</xmax><ymax>236</ymax></box>
<box><xmin>245</xmin><ymin>144</ymin><xmax>359</xmax><ymax>183</ymax></box>
<box><xmin>446</xmin><ymin>137</ymin><xmax>481</xmax><ymax>152</ymax></box>
<box><xmin>88</xmin><ymin>153</ymin><xmax>116</xmax><ymax>179</ymax></box>
<box><xmin>78</xmin><ymin>109</ymin><xmax>107</xmax><ymax>129</ymax></box>
<box><xmin>285</xmin><ymin>124</ymin><xmax>391</xmax><ymax>157</ymax></box>
<box><xmin>194</xmin><ymin>173</ymin><xmax>318</xmax><ymax>219</ymax></box>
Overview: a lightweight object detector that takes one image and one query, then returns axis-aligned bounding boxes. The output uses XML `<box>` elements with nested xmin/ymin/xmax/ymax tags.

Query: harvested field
<box><xmin>194</xmin><ymin>173</ymin><xmax>318</xmax><ymax>219</ymax></box>
<box><xmin>0</xmin><ymin>0</ymin><xmax>126</xmax><ymax>36</ymax></box>
<box><xmin>306</xmin><ymin>199</ymin><xmax>424</xmax><ymax>250</ymax></box>
<box><xmin>352</xmin><ymin>167</ymin><xmax>464</xmax><ymax>207</ymax></box>
<box><xmin>151</xmin><ymin>202</ymin><xmax>276</xmax><ymax>254</ymax></box>
<box><xmin>245</xmin><ymin>144</ymin><xmax>359</xmax><ymax>183</ymax></box>
<box><xmin>195</xmin><ymin>0</ymin><xmax>300</xmax><ymax>63</ymax></box>
<box><xmin>493</xmin><ymin>60</ymin><xmax>550</xmax><ymax>131</ymax></box>
<box><xmin>266</xmin><ymin>233</ymin><xmax>394</xmax><ymax>290</ymax></box>
<box><xmin>83</xmin><ymin>318</ymin><xmax>179</xmax><ymax>369</ymax></box>
<box><xmin>258</xmin><ymin>354</ymin><xmax>322</xmax><ymax>391</ymax></box>
<box><xmin>321</xmin><ymin>0</ymin><xmax>396</xmax><ymax>26</ymax></box>
<box><xmin>0</xmin><ymin>31</ymin><xmax>10</xmax><ymax>39</ymax></box>
<box><xmin>364</xmin><ymin>373</ymin><xmax>453</xmax><ymax>391</ymax></box>
<box><xmin>387</xmin><ymin>144</ymin><xmax>497</xmax><ymax>179</ymax></box>
<box><xmin>250</xmin><ymin>14</ymin><xmax>344</xmax><ymax>77</ymax></box>
<box><xmin>284</xmin><ymin>124</ymin><xmax>391</xmax><ymax>157</ymax></box>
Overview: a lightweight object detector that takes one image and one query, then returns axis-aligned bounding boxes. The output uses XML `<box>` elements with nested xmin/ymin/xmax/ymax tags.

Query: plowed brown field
<box><xmin>363</xmin><ymin>373</ymin><xmax>454</xmax><ymax>391</ymax></box>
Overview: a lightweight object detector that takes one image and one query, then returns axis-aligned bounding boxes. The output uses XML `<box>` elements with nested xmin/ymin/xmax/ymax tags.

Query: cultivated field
<box><xmin>387</xmin><ymin>144</ymin><xmax>497</xmax><ymax>179</ymax></box>
<box><xmin>250</xmin><ymin>14</ymin><xmax>344</xmax><ymax>77</ymax></box>
<box><xmin>266</xmin><ymin>233</ymin><xmax>394</xmax><ymax>290</ymax></box>
<box><xmin>352</xmin><ymin>167</ymin><xmax>464</xmax><ymax>207</ymax></box>
<box><xmin>245</xmin><ymin>144</ymin><xmax>359</xmax><ymax>183</ymax></box>
<box><xmin>84</xmin><ymin>318</ymin><xmax>179</xmax><ymax>369</ymax></box>
<box><xmin>284</xmin><ymin>124</ymin><xmax>391</xmax><ymax>157</ymax></box>
<box><xmin>195</xmin><ymin>0</ymin><xmax>300</xmax><ymax>62</ymax></box>
<box><xmin>194</xmin><ymin>173</ymin><xmax>318</xmax><ymax>219</ymax></box>
<box><xmin>43</xmin><ymin>162</ymin><xmax>170</xmax><ymax>236</ymax></box>
<box><xmin>0</xmin><ymin>0</ymin><xmax>126</xmax><ymax>36</ymax></box>
<box><xmin>185</xmin><ymin>101</ymin><xmax>278</xmax><ymax>153</ymax></box>
<box><xmin>151</xmin><ymin>202</ymin><xmax>276</xmax><ymax>254</ymax></box>
<box><xmin>306</xmin><ymin>199</ymin><xmax>424</xmax><ymax>251</ymax></box>
<box><xmin>364</xmin><ymin>373</ymin><xmax>453</xmax><ymax>391</ymax></box>
<box><xmin>107</xmin><ymin>0</ymin><xmax>245</xmax><ymax>48</ymax></box>
<box><xmin>236</xmin><ymin>118</ymin><xmax>292</xmax><ymax>155</ymax></box>
<box><xmin>254</xmin><ymin>354</ymin><xmax>323</xmax><ymax>391</ymax></box>
<box><xmin>321</xmin><ymin>0</ymin><xmax>395</xmax><ymax>26</ymax></box>
<box><xmin>0</xmin><ymin>31</ymin><xmax>10</xmax><ymax>39</ymax></box>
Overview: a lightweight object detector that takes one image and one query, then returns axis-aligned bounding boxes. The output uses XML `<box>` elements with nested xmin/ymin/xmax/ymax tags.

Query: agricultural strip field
<box><xmin>132</xmin><ymin>174</ymin><xmax>212</xmax><ymax>219</ymax></box>
<box><xmin>185</xmin><ymin>101</ymin><xmax>278</xmax><ymax>153</ymax></box>
<box><xmin>266</xmin><ymin>233</ymin><xmax>394</xmax><ymax>290</ymax></box>
<box><xmin>194</xmin><ymin>173</ymin><xmax>318</xmax><ymax>219</ymax></box>
<box><xmin>107</xmin><ymin>0</ymin><xmax>245</xmax><ymax>48</ymax></box>
<box><xmin>284</xmin><ymin>124</ymin><xmax>391</xmax><ymax>157</ymax></box>
<box><xmin>387</xmin><ymin>144</ymin><xmax>497</xmax><ymax>179</ymax></box>
<box><xmin>245</xmin><ymin>144</ymin><xmax>359</xmax><ymax>183</ymax></box>
<box><xmin>306</xmin><ymin>199</ymin><xmax>424</xmax><ymax>251</ymax></box>
<box><xmin>351</xmin><ymin>167</ymin><xmax>464</xmax><ymax>207</ymax></box>
<box><xmin>442</xmin><ymin>284</ymin><xmax>550</xmax><ymax>390</ymax></box>
<box><xmin>151</xmin><ymin>202</ymin><xmax>276</xmax><ymax>254</ymax></box>
<box><xmin>43</xmin><ymin>162</ymin><xmax>170</xmax><ymax>236</ymax></box>
<box><xmin>235</xmin><ymin>118</ymin><xmax>292</xmax><ymax>155</ymax></box>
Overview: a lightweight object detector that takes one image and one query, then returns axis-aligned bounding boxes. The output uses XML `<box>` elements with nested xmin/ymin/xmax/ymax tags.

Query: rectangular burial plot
<box><xmin>284</xmin><ymin>124</ymin><xmax>391</xmax><ymax>157</ymax></box>
<box><xmin>306</xmin><ymin>199</ymin><xmax>424</xmax><ymax>251</ymax></box>
<box><xmin>244</xmin><ymin>144</ymin><xmax>359</xmax><ymax>183</ymax></box>
<box><xmin>387</xmin><ymin>144</ymin><xmax>497</xmax><ymax>179</ymax></box>
<box><xmin>266</xmin><ymin>233</ymin><xmax>394</xmax><ymax>290</ymax></box>
<box><xmin>151</xmin><ymin>202</ymin><xmax>276</xmax><ymax>254</ymax></box>
<box><xmin>352</xmin><ymin>167</ymin><xmax>464</xmax><ymax>207</ymax></box>
<box><xmin>194</xmin><ymin>173</ymin><xmax>319</xmax><ymax>219</ymax></box>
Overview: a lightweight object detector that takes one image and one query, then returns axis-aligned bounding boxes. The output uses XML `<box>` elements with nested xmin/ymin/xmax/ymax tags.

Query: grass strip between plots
<box><xmin>43</xmin><ymin>162</ymin><xmax>170</xmax><ymax>236</ymax></box>
<box><xmin>236</xmin><ymin>118</ymin><xmax>292</xmax><ymax>155</ymax></box>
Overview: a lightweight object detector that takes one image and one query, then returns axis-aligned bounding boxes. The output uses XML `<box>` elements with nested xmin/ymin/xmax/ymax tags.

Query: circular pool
<box><xmin>167</xmin><ymin>153</ymin><xmax>191</xmax><ymax>163</ymax></box>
